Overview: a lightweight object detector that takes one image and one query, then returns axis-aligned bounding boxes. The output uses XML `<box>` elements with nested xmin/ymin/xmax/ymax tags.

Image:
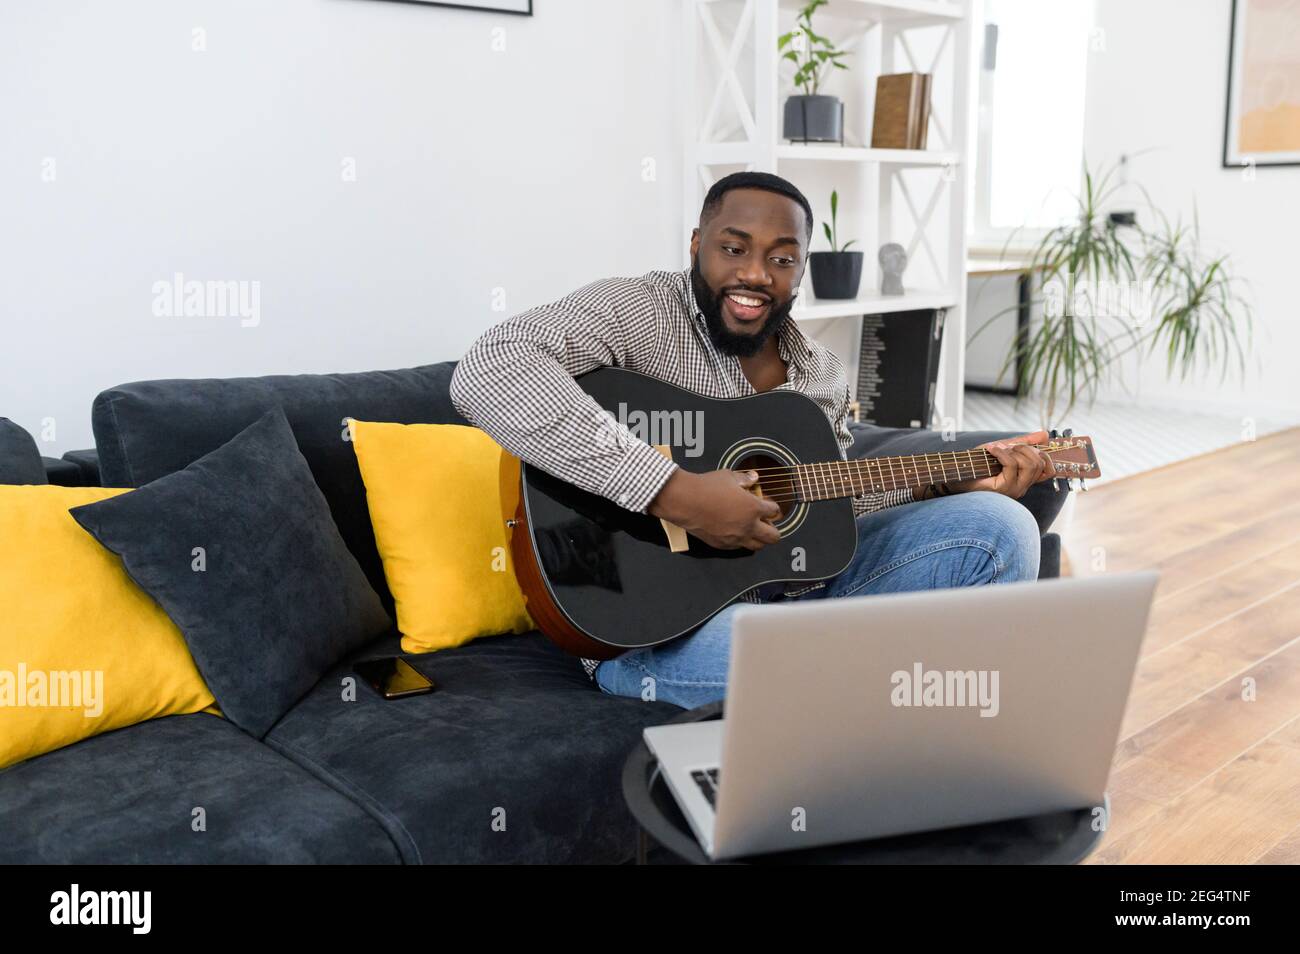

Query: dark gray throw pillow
<box><xmin>70</xmin><ymin>407</ymin><xmax>390</xmax><ymax>738</ymax></box>
<box><xmin>0</xmin><ymin>417</ymin><xmax>47</xmax><ymax>485</ymax></box>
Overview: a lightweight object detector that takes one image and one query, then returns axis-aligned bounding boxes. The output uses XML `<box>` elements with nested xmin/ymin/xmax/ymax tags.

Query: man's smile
<box><xmin>722</xmin><ymin>289</ymin><xmax>771</xmax><ymax>324</ymax></box>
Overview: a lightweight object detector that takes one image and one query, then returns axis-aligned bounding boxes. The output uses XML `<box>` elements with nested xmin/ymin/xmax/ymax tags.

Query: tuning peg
<box><xmin>1053</xmin><ymin>478</ymin><xmax>1061</xmax><ymax>492</ymax></box>
<box><xmin>1049</xmin><ymin>428</ymin><xmax>1059</xmax><ymax>440</ymax></box>
<box><xmin>1079</xmin><ymin>479</ymin><xmax>1088</xmax><ymax>492</ymax></box>
<box><xmin>1062</xmin><ymin>427</ymin><xmax>1073</xmax><ymax>438</ymax></box>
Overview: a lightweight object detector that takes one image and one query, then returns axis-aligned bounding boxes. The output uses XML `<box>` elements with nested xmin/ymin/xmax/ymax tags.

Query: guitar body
<box><xmin>512</xmin><ymin>367</ymin><xmax>857</xmax><ymax>659</ymax></box>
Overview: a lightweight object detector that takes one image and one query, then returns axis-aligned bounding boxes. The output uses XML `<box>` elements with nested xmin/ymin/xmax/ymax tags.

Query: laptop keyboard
<box><xmin>690</xmin><ymin>767</ymin><xmax>720</xmax><ymax>808</ymax></box>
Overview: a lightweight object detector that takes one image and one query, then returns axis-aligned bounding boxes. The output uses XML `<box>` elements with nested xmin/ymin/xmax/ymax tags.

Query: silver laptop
<box><xmin>643</xmin><ymin>572</ymin><xmax>1157</xmax><ymax>860</ymax></box>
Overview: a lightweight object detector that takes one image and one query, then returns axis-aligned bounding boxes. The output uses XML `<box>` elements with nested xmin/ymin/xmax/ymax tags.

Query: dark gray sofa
<box><xmin>0</xmin><ymin>362</ymin><xmax>1065</xmax><ymax>863</ymax></box>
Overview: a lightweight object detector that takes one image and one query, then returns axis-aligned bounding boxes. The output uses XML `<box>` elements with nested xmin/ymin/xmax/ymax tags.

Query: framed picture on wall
<box><xmin>377</xmin><ymin>0</ymin><xmax>531</xmax><ymax>13</ymax></box>
<box><xmin>1223</xmin><ymin>0</ymin><xmax>1300</xmax><ymax>168</ymax></box>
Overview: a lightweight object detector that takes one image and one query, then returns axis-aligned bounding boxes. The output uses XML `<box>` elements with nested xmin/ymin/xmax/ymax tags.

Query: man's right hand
<box><xmin>647</xmin><ymin>468</ymin><xmax>782</xmax><ymax>551</ymax></box>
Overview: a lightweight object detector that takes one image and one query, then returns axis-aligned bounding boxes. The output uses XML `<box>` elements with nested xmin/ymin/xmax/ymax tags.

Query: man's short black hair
<box><xmin>698</xmin><ymin>171</ymin><xmax>813</xmax><ymax>243</ymax></box>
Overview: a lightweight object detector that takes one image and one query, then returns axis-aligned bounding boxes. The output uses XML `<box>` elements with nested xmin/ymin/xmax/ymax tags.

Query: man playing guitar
<box><xmin>450</xmin><ymin>171</ymin><xmax>1055</xmax><ymax>707</ymax></box>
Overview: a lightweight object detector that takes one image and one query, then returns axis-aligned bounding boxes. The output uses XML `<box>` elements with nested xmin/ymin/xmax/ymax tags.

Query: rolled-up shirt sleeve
<box><xmin>449</xmin><ymin>276</ymin><xmax>679</xmax><ymax>514</ymax></box>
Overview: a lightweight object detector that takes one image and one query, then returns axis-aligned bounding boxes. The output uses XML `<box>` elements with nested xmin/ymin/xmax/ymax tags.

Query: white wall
<box><xmin>10</xmin><ymin>0</ymin><xmax>1288</xmax><ymax>460</ymax></box>
<box><xmin>0</xmin><ymin>0</ymin><xmax>684</xmax><ymax>455</ymax></box>
<box><xmin>1081</xmin><ymin>0</ymin><xmax>1300</xmax><ymax>417</ymax></box>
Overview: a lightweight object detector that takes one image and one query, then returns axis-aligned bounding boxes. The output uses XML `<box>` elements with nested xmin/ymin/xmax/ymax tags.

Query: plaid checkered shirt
<box><xmin>449</xmin><ymin>266</ymin><xmax>916</xmax><ymax>680</ymax></box>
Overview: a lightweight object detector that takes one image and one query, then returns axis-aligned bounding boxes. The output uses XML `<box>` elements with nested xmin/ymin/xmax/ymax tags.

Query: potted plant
<box><xmin>809</xmin><ymin>190</ymin><xmax>863</xmax><ymax>299</ymax></box>
<box><xmin>780</xmin><ymin>0</ymin><xmax>850</xmax><ymax>143</ymax></box>
<box><xmin>970</xmin><ymin>160</ymin><xmax>1254</xmax><ymax>425</ymax></box>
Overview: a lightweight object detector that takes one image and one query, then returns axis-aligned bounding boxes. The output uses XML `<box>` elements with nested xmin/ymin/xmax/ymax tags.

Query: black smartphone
<box><xmin>353</xmin><ymin>657</ymin><xmax>436</xmax><ymax>700</ymax></box>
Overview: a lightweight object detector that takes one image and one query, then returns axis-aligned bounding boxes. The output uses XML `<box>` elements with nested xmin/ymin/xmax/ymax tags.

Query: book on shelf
<box><xmin>913</xmin><ymin>73</ymin><xmax>931</xmax><ymax>149</ymax></box>
<box><xmin>870</xmin><ymin>72</ymin><xmax>932</xmax><ymax>151</ymax></box>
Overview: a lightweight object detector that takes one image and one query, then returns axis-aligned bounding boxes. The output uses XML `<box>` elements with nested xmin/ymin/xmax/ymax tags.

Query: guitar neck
<box><xmin>784</xmin><ymin>449</ymin><xmax>1001</xmax><ymax>502</ymax></box>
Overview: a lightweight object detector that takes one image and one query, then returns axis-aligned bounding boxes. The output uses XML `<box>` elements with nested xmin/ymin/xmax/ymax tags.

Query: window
<box><xmin>970</xmin><ymin>0</ymin><xmax>1094</xmax><ymax>247</ymax></box>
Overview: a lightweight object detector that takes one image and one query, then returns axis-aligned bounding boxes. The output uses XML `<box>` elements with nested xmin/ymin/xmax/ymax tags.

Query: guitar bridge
<box><xmin>653</xmin><ymin>444</ymin><xmax>690</xmax><ymax>553</ymax></box>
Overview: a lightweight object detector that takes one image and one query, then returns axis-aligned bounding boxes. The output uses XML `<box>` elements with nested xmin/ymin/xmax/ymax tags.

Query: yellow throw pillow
<box><xmin>349</xmin><ymin>421</ymin><xmax>534</xmax><ymax>653</ymax></box>
<box><xmin>0</xmin><ymin>486</ymin><xmax>216</xmax><ymax>769</ymax></box>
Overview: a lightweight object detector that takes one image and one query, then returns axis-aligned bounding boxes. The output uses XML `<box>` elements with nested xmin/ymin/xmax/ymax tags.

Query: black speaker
<box><xmin>854</xmin><ymin>308</ymin><xmax>945</xmax><ymax>429</ymax></box>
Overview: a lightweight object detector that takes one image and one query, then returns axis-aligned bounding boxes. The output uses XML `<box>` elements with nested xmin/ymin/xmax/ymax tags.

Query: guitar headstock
<box><xmin>1036</xmin><ymin>432</ymin><xmax>1101</xmax><ymax>482</ymax></box>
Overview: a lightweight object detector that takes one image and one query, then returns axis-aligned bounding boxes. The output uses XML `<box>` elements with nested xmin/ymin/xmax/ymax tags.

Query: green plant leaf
<box><xmin>1006</xmin><ymin>157</ymin><xmax>1253</xmax><ymax>415</ymax></box>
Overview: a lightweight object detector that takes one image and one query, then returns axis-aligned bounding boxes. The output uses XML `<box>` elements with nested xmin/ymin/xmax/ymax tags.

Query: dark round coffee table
<box><xmin>622</xmin><ymin>701</ymin><xmax>1105</xmax><ymax>865</ymax></box>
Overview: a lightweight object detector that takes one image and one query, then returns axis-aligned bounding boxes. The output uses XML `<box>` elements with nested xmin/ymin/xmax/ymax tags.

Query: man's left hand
<box><xmin>946</xmin><ymin>430</ymin><xmax>1055</xmax><ymax>500</ymax></box>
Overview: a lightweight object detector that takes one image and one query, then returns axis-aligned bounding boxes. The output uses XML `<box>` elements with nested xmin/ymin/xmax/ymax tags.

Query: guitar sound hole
<box><xmin>734</xmin><ymin>452</ymin><xmax>795</xmax><ymax>523</ymax></box>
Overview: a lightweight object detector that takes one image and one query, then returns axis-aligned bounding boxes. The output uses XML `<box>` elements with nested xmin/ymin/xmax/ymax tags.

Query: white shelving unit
<box><xmin>680</xmin><ymin>0</ymin><xmax>973</xmax><ymax>429</ymax></box>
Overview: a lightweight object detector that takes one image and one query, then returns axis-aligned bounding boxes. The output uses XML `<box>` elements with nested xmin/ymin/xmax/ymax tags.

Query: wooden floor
<box><xmin>1058</xmin><ymin>426</ymin><xmax>1300</xmax><ymax>864</ymax></box>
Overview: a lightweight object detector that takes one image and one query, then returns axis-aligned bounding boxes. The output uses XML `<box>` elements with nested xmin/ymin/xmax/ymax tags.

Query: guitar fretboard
<box><xmin>762</xmin><ymin>449</ymin><xmax>1001</xmax><ymax>503</ymax></box>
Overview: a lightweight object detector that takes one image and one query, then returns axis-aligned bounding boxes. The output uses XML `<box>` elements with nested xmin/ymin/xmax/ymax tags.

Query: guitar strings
<box><xmin>743</xmin><ymin>447</ymin><xmax>1073</xmax><ymax>504</ymax></box>
<box><xmin>636</xmin><ymin>446</ymin><xmax>1078</xmax><ymax>505</ymax></box>
<box><xmin>734</xmin><ymin>446</ymin><xmax>1073</xmax><ymax>482</ymax></box>
<box><xmin>753</xmin><ymin>462</ymin><xmax>1021</xmax><ymax>501</ymax></box>
<box><xmin>736</xmin><ymin>444</ymin><xmax>1065</xmax><ymax>475</ymax></box>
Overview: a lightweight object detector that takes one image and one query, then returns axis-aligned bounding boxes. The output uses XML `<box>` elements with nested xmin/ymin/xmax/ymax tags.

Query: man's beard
<box><xmin>690</xmin><ymin>257</ymin><xmax>794</xmax><ymax>358</ymax></box>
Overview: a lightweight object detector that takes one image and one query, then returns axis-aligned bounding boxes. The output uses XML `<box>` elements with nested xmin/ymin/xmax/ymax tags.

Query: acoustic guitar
<box><xmin>508</xmin><ymin>367</ymin><xmax>1100</xmax><ymax>661</ymax></box>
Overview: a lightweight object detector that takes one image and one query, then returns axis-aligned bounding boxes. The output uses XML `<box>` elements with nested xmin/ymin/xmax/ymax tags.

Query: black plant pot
<box><xmin>808</xmin><ymin>251</ymin><xmax>863</xmax><ymax>300</ymax></box>
<box><xmin>783</xmin><ymin>95</ymin><xmax>843</xmax><ymax>144</ymax></box>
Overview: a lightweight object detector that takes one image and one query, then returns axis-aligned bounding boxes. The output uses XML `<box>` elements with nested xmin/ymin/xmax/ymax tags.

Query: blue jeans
<box><xmin>594</xmin><ymin>491</ymin><xmax>1041</xmax><ymax>708</ymax></box>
